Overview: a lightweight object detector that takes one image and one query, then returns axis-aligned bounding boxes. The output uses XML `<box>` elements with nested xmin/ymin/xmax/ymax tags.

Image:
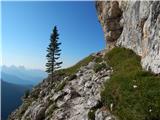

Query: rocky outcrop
<box><xmin>96</xmin><ymin>1</ymin><xmax>160</xmax><ymax>74</ymax></box>
<box><xmin>8</xmin><ymin>54</ymin><xmax>116</xmax><ymax>120</ymax></box>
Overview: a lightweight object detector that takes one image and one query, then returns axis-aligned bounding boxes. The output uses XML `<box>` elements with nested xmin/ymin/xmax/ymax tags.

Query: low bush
<box><xmin>94</xmin><ymin>56</ymin><xmax>103</xmax><ymax>63</ymax></box>
<box><xmin>23</xmin><ymin>89</ymin><xmax>30</xmax><ymax>99</ymax></box>
<box><xmin>88</xmin><ymin>101</ymin><xmax>103</xmax><ymax>120</ymax></box>
<box><xmin>93</xmin><ymin>62</ymin><xmax>106</xmax><ymax>73</ymax></box>
<box><xmin>88</xmin><ymin>109</ymin><xmax>97</xmax><ymax>120</ymax></box>
<box><xmin>68</xmin><ymin>74</ymin><xmax>77</xmax><ymax>81</ymax></box>
<box><xmin>30</xmin><ymin>89</ymin><xmax>40</xmax><ymax>100</ymax></box>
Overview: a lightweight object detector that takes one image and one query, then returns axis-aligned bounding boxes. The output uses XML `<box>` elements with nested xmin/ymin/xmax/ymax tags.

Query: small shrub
<box><xmin>94</xmin><ymin>57</ymin><xmax>103</xmax><ymax>63</ymax></box>
<box><xmin>68</xmin><ymin>74</ymin><xmax>77</xmax><ymax>81</ymax></box>
<box><xmin>93</xmin><ymin>63</ymin><xmax>106</xmax><ymax>73</ymax></box>
<box><xmin>88</xmin><ymin>109</ymin><xmax>96</xmax><ymax>120</ymax></box>
<box><xmin>30</xmin><ymin>89</ymin><xmax>39</xmax><ymax>100</ymax></box>
<box><xmin>23</xmin><ymin>90</ymin><xmax>30</xmax><ymax>99</ymax></box>
<box><xmin>93</xmin><ymin>100</ymin><xmax>103</xmax><ymax>109</ymax></box>
<box><xmin>88</xmin><ymin>101</ymin><xmax>103</xmax><ymax>120</ymax></box>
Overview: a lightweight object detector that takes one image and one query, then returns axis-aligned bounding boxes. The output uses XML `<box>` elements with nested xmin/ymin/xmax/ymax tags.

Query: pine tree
<box><xmin>46</xmin><ymin>26</ymin><xmax>62</xmax><ymax>80</ymax></box>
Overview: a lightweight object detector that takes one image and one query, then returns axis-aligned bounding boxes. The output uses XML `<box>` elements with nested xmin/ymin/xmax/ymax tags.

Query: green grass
<box><xmin>101</xmin><ymin>47</ymin><xmax>160</xmax><ymax>120</ymax></box>
<box><xmin>57</xmin><ymin>55</ymin><xmax>95</xmax><ymax>75</ymax></box>
<box><xmin>94</xmin><ymin>56</ymin><xmax>103</xmax><ymax>63</ymax></box>
<box><xmin>93</xmin><ymin>62</ymin><xmax>106</xmax><ymax>73</ymax></box>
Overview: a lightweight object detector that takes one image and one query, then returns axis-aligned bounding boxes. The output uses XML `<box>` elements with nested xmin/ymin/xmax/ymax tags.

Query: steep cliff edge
<box><xmin>96</xmin><ymin>1</ymin><xmax>160</xmax><ymax>74</ymax></box>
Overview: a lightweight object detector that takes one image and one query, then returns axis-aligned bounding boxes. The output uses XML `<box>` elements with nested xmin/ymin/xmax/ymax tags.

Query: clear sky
<box><xmin>2</xmin><ymin>1</ymin><xmax>105</xmax><ymax>70</ymax></box>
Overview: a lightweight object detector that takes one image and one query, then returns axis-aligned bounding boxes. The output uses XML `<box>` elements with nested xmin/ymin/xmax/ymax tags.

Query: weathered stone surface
<box><xmin>31</xmin><ymin>104</ymin><xmax>46</xmax><ymax>120</ymax></box>
<box><xmin>87</xmin><ymin>97</ymin><xmax>98</xmax><ymax>108</ymax></box>
<box><xmin>96</xmin><ymin>1</ymin><xmax>160</xmax><ymax>74</ymax></box>
<box><xmin>9</xmin><ymin>59</ymin><xmax>114</xmax><ymax>120</ymax></box>
<box><xmin>52</xmin><ymin>91</ymin><xmax>65</xmax><ymax>101</ymax></box>
<box><xmin>96</xmin><ymin>1</ymin><xmax>123</xmax><ymax>50</ymax></box>
<box><xmin>95</xmin><ymin>108</ymin><xmax>116</xmax><ymax>120</ymax></box>
<box><xmin>87</xmin><ymin>61</ymin><xmax>96</xmax><ymax>69</ymax></box>
<box><xmin>56</xmin><ymin>100</ymin><xmax>66</xmax><ymax>108</ymax></box>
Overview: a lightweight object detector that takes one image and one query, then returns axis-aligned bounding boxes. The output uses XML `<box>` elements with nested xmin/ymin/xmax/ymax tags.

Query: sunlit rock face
<box><xmin>8</xmin><ymin>53</ymin><xmax>116</xmax><ymax>120</ymax></box>
<box><xmin>96</xmin><ymin>1</ymin><xmax>160</xmax><ymax>74</ymax></box>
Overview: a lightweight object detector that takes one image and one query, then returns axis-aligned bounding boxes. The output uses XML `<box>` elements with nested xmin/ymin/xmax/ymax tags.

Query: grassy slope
<box><xmin>58</xmin><ymin>55</ymin><xmax>95</xmax><ymax>76</ymax></box>
<box><xmin>101</xmin><ymin>47</ymin><xmax>160</xmax><ymax>120</ymax></box>
<box><xmin>11</xmin><ymin>47</ymin><xmax>160</xmax><ymax>120</ymax></box>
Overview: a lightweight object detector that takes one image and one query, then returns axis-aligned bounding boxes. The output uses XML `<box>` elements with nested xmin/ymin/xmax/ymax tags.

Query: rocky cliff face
<box><xmin>96</xmin><ymin>1</ymin><xmax>160</xmax><ymax>74</ymax></box>
<box><xmin>8</xmin><ymin>1</ymin><xmax>160</xmax><ymax>120</ymax></box>
<box><xmin>8</xmin><ymin>53</ymin><xmax>116</xmax><ymax>120</ymax></box>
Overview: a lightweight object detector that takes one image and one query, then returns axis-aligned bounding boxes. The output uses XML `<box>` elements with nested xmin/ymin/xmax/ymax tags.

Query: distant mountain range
<box><xmin>1</xmin><ymin>65</ymin><xmax>47</xmax><ymax>85</ymax></box>
<box><xmin>1</xmin><ymin>80</ymin><xmax>32</xmax><ymax>120</ymax></box>
<box><xmin>1</xmin><ymin>65</ymin><xmax>48</xmax><ymax>120</ymax></box>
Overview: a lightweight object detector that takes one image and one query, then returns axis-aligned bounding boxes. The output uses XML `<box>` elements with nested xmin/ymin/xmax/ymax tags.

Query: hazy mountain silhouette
<box><xmin>1</xmin><ymin>72</ymin><xmax>34</xmax><ymax>85</ymax></box>
<box><xmin>1</xmin><ymin>80</ymin><xmax>32</xmax><ymax>120</ymax></box>
<box><xmin>1</xmin><ymin>65</ymin><xmax>47</xmax><ymax>85</ymax></box>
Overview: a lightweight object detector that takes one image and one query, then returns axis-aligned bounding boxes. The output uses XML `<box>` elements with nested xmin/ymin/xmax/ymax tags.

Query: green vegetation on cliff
<box><xmin>101</xmin><ymin>47</ymin><xmax>160</xmax><ymax>120</ymax></box>
<box><xmin>59</xmin><ymin>55</ymin><xmax>95</xmax><ymax>75</ymax></box>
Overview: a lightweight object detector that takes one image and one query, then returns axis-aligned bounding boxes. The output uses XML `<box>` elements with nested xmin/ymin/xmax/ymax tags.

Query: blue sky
<box><xmin>2</xmin><ymin>1</ymin><xmax>105</xmax><ymax>70</ymax></box>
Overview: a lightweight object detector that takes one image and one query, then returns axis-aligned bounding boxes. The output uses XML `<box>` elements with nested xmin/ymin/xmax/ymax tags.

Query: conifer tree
<box><xmin>46</xmin><ymin>26</ymin><xmax>62</xmax><ymax>80</ymax></box>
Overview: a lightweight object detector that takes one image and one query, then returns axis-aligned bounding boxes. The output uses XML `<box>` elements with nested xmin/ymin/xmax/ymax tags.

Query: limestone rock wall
<box><xmin>96</xmin><ymin>1</ymin><xmax>160</xmax><ymax>74</ymax></box>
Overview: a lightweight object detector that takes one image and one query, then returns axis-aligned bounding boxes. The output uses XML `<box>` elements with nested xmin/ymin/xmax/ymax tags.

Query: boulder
<box><xmin>87</xmin><ymin>97</ymin><xmax>98</xmax><ymax>108</ymax></box>
<box><xmin>31</xmin><ymin>104</ymin><xmax>46</xmax><ymax>120</ymax></box>
<box><xmin>87</xmin><ymin>62</ymin><xmax>96</xmax><ymax>69</ymax></box>
<box><xmin>52</xmin><ymin>91</ymin><xmax>65</xmax><ymax>101</ymax></box>
<box><xmin>57</xmin><ymin>100</ymin><xmax>66</xmax><ymax>108</ymax></box>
